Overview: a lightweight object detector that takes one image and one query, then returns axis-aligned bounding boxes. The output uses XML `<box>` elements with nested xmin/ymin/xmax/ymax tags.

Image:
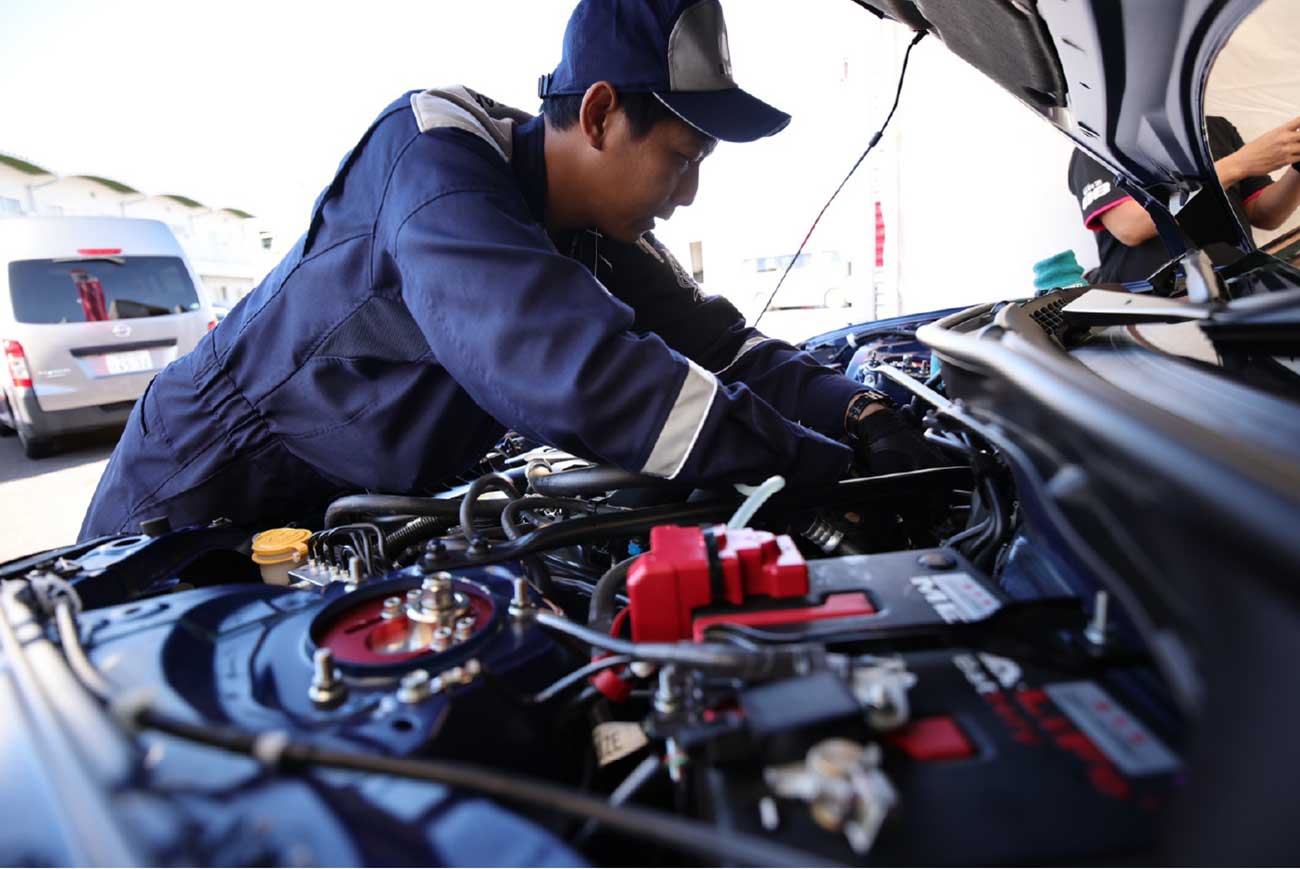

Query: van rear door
<box><xmin>6</xmin><ymin>254</ymin><xmax>207</xmax><ymax>412</ymax></box>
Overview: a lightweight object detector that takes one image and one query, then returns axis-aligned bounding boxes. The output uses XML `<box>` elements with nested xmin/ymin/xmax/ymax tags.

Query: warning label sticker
<box><xmin>1045</xmin><ymin>681</ymin><xmax>1180</xmax><ymax>777</ymax></box>
<box><xmin>592</xmin><ymin>721</ymin><xmax>649</xmax><ymax>767</ymax></box>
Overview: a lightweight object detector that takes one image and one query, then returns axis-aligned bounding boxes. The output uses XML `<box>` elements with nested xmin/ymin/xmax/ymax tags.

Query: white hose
<box><xmin>728</xmin><ymin>475</ymin><xmax>785</xmax><ymax>529</ymax></box>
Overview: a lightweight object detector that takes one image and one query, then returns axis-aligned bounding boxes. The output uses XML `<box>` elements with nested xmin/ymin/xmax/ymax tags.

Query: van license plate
<box><xmin>104</xmin><ymin>350</ymin><xmax>154</xmax><ymax>375</ymax></box>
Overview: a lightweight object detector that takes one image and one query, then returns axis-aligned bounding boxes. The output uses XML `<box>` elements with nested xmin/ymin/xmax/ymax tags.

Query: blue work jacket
<box><xmin>80</xmin><ymin>87</ymin><xmax>861</xmax><ymax>539</ymax></box>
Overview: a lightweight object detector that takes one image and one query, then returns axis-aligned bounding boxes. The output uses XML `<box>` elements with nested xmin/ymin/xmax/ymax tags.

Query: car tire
<box><xmin>0</xmin><ymin>392</ymin><xmax>16</xmax><ymax>436</ymax></box>
<box><xmin>17</xmin><ymin>425</ymin><xmax>55</xmax><ymax>459</ymax></box>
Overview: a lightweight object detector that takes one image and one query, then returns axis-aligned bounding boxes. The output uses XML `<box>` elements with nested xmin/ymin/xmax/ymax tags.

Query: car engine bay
<box><xmin>6</xmin><ymin>284</ymin><xmax>1298</xmax><ymax>865</ymax></box>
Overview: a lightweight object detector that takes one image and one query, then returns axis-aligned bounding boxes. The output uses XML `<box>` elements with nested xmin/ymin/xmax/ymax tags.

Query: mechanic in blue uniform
<box><xmin>80</xmin><ymin>0</ymin><xmax>938</xmax><ymax>540</ymax></box>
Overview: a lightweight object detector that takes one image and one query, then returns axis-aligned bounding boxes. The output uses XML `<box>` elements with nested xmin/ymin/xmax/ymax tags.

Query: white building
<box><xmin>0</xmin><ymin>150</ymin><xmax>274</xmax><ymax>305</ymax></box>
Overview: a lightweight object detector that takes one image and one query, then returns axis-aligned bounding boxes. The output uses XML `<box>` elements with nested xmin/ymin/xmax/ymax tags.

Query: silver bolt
<box><xmin>654</xmin><ymin>665</ymin><xmax>679</xmax><ymax>717</ymax></box>
<box><xmin>1085</xmin><ymin>590</ymin><xmax>1109</xmax><ymax>648</ymax></box>
<box><xmin>455</xmin><ymin>616</ymin><xmax>476</xmax><ymax>641</ymax></box>
<box><xmin>381</xmin><ymin>596</ymin><xmax>403</xmax><ymax>620</ymax></box>
<box><xmin>433</xmin><ymin>626</ymin><xmax>454</xmax><ymax>651</ymax></box>
<box><xmin>312</xmin><ymin>648</ymin><xmax>333</xmax><ymax>681</ymax></box>
<box><xmin>396</xmin><ymin>669</ymin><xmax>431</xmax><ymax>704</ymax></box>
<box><xmin>444</xmin><ymin>666</ymin><xmax>466</xmax><ymax>685</ymax></box>
<box><xmin>759</xmin><ymin>796</ymin><xmax>780</xmax><ymax>832</ymax></box>
<box><xmin>422</xmin><ymin>570</ymin><xmax>454</xmax><ymax>589</ymax></box>
<box><xmin>509</xmin><ymin>577</ymin><xmax>532</xmax><ymax>619</ymax></box>
<box><xmin>348</xmin><ymin>556</ymin><xmax>364</xmax><ymax>586</ymax></box>
<box><xmin>420</xmin><ymin>572</ymin><xmax>455</xmax><ymax>615</ymax></box>
<box><xmin>308</xmin><ymin>648</ymin><xmax>347</xmax><ymax>707</ymax></box>
<box><xmin>405</xmin><ymin>588</ymin><xmax>423</xmax><ymax>610</ymax></box>
<box><xmin>463</xmin><ymin>659</ymin><xmax>482</xmax><ymax>679</ymax></box>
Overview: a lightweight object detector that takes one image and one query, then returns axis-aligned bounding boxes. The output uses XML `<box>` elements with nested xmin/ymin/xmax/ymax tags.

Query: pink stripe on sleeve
<box><xmin>1242</xmin><ymin>186</ymin><xmax>1269</xmax><ymax>205</ymax></box>
<box><xmin>1083</xmin><ymin>195</ymin><xmax>1134</xmax><ymax>231</ymax></box>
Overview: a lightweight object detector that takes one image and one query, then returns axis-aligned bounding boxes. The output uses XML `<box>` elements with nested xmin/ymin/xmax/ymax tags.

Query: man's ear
<box><xmin>580</xmin><ymin>82</ymin><xmax>620</xmax><ymax>150</ymax></box>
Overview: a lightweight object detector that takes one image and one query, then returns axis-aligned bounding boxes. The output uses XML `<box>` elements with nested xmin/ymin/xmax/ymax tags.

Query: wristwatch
<box><xmin>844</xmin><ymin>389</ymin><xmax>893</xmax><ymax>434</ymax></box>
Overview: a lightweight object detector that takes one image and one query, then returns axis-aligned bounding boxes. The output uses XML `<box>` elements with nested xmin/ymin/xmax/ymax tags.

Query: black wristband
<box><xmin>844</xmin><ymin>390</ymin><xmax>892</xmax><ymax>433</ymax></box>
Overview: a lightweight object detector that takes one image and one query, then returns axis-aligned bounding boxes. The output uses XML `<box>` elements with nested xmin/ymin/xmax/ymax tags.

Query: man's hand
<box><xmin>1221</xmin><ymin>117</ymin><xmax>1300</xmax><ymax>183</ymax></box>
<box><xmin>845</xmin><ymin>391</ymin><xmax>945</xmax><ymax>475</ymax></box>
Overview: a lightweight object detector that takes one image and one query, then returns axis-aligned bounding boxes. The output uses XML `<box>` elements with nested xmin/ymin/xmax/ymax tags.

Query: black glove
<box><xmin>849</xmin><ymin>399</ymin><xmax>946</xmax><ymax>475</ymax></box>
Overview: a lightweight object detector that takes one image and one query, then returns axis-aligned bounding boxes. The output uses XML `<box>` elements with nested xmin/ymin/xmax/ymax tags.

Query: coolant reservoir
<box><xmin>251</xmin><ymin>527</ymin><xmax>312</xmax><ymax>585</ymax></box>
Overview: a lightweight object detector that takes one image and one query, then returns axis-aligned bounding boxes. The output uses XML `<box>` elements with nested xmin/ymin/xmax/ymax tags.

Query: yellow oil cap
<box><xmin>251</xmin><ymin>527</ymin><xmax>311</xmax><ymax>565</ymax></box>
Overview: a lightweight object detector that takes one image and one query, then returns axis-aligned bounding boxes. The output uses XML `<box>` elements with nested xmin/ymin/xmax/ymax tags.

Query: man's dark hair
<box><xmin>542</xmin><ymin>90</ymin><xmax>682</xmax><ymax>139</ymax></box>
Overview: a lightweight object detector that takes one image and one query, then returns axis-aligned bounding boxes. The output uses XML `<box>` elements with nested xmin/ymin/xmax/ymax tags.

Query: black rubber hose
<box><xmin>589</xmin><ymin>555</ymin><xmax>638</xmax><ymax>628</ymax></box>
<box><xmin>501</xmin><ymin>497</ymin><xmax>597</xmax><ymax>540</ymax></box>
<box><xmin>924</xmin><ymin>429</ymin><xmax>975</xmax><ymax>457</ymax></box>
<box><xmin>437</xmin><ymin>467</ymin><xmax>973</xmax><ymax>569</ymax></box>
<box><xmin>528</xmin><ymin>655</ymin><xmax>633</xmax><ymax>704</ymax></box>
<box><xmin>455</xmin><ymin>472</ymin><xmax>559</xmax><ymax>593</ymax></box>
<box><xmin>970</xmin><ymin>475</ymin><xmax>1008</xmax><ymax>570</ymax></box>
<box><xmin>121</xmin><ymin>706</ymin><xmax>836</xmax><ymax>868</ymax></box>
<box><xmin>943</xmin><ymin>515</ymin><xmax>992</xmax><ymax>549</ymax></box>
<box><xmin>534</xmin><ymin>611</ymin><xmax>828</xmax><ymax>680</ymax></box>
<box><xmin>486</xmin><ymin>500</ymin><xmax>733</xmax><ymax>565</ymax></box>
<box><xmin>459</xmin><ymin>473</ymin><xmax>523</xmax><ymax>545</ymax></box>
<box><xmin>529</xmin><ymin>464</ymin><xmax>672</xmax><ymax>498</ymax></box>
<box><xmin>325</xmin><ymin>494</ymin><xmax>503</xmax><ymax>529</ymax></box>
<box><xmin>383</xmin><ymin>516</ymin><xmax>445</xmax><ymax>557</ymax></box>
<box><xmin>573</xmin><ymin>754</ymin><xmax>664</xmax><ymax>846</ymax></box>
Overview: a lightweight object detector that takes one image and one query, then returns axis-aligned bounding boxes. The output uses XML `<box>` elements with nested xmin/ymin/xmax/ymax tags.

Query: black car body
<box><xmin>2</xmin><ymin>1</ymin><xmax>1298</xmax><ymax>865</ymax></box>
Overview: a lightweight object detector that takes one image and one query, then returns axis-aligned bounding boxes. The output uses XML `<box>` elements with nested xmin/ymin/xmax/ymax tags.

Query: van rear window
<box><xmin>8</xmin><ymin>256</ymin><xmax>200</xmax><ymax>324</ymax></box>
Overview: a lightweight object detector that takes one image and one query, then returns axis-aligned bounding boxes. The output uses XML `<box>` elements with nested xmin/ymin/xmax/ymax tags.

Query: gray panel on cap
<box><xmin>666</xmin><ymin>0</ymin><xmax>737</xmax><ymax>92</ymax></box>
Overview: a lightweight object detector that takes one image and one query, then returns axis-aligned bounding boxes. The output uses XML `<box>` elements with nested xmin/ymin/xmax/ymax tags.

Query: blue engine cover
<box><xmin>51</xmin><ymin>562</ymin><xmax>583</xmax><ymax>866</ymax></box>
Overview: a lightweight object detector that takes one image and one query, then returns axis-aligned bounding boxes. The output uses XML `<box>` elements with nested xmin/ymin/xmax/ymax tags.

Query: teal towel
<box><xmin>1033</xmin><ymin>250</ymin><xmax>1087</xmax><ymax>294</ymax></box>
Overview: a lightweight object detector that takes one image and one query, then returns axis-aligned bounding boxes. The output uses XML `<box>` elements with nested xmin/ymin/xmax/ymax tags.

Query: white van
<box><xmin>740</xmin><ymin>249</ymin><xmax>859</xmax><ymax>314</ymax></box>
<box><xmin>0</xmin><ymin>216</ymin><xmax>213</xmax><ymax>458</ymax></box>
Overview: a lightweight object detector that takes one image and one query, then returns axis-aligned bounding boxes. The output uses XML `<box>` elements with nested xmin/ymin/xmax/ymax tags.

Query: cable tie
<box><xmin>253</xmin><ymin>730</ymin><xmax>292</xmax><ymax>768</ymax></box>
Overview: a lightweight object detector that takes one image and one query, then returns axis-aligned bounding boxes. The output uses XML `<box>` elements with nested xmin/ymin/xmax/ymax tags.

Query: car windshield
<box><xmin>8</xmin><ymin>256</ymin><xmax>200</xmax><ymax>324</ymax></box>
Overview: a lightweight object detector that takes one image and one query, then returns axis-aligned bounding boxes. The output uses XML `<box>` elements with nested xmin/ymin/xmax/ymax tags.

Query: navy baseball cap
<box><xmin>538</xmin><ymin>0</ymin><xmax>791</xmax><ymax>143</ymax></box>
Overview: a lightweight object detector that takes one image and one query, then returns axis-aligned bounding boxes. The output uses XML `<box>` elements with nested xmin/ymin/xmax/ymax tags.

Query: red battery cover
<box><xmin>626</xmin><ymin>525</ymin><xmax>811</xmax><ymax>643</ymax></box>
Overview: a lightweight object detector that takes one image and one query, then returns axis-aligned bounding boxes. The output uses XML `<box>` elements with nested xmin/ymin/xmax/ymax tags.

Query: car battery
<box><xmin>703</xmin><ymin>648</ymin><xmax>1182</xmax><ymax>864</ymax></box>
<box><xmin>626</xmin><ymin>524</ymin><xmax>1010</xmax><ymax>645</ymax></box>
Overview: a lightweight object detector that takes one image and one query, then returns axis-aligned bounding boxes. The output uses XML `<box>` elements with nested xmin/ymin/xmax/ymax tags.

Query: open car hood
<box><xmin>857</xmin><ymin>0</ymin><xmax>1267</xmax><ymax>259</ymax></box>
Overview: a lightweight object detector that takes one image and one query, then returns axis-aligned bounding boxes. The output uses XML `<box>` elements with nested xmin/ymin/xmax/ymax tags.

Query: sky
<box><xmin>0</xmin><ymin>0</ymin><xmax>883</xmax><ymax>261</ymax></box>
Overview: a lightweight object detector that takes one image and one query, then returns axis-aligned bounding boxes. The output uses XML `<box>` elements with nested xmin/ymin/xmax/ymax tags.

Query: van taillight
<box><xmin>3</xmin><ymin>340</ymin><xmax>33</xmax><ymax>388</ymax></box>
<box><xmin>207</xmin><ymin>320</ymin><xmax>217</xmax><ymax>332</ymax></box>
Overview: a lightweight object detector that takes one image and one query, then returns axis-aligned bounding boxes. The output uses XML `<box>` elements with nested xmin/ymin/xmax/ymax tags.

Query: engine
<box><xmin>0</xmin><ymin>299</ymin><xmax>1192</xmax><ymax>866</ymax></box>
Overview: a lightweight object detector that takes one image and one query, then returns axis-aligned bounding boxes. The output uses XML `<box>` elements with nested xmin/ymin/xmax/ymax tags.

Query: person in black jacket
<box><xmin>1068</xmin><ymin>115</ymin><xmax>1300</xmax><ymax>284</ymax></box>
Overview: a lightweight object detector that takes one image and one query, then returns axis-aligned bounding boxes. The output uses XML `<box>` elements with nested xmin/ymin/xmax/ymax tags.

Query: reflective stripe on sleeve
<box><xmin>641</xmin><ymin>359</ymin><xmax>719</xmax><ymax>479</ymax></box>
<box><xmin>716</xmin><ymin>334</ymin><xmax>777</xmax><ymax>374</ymax></box>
